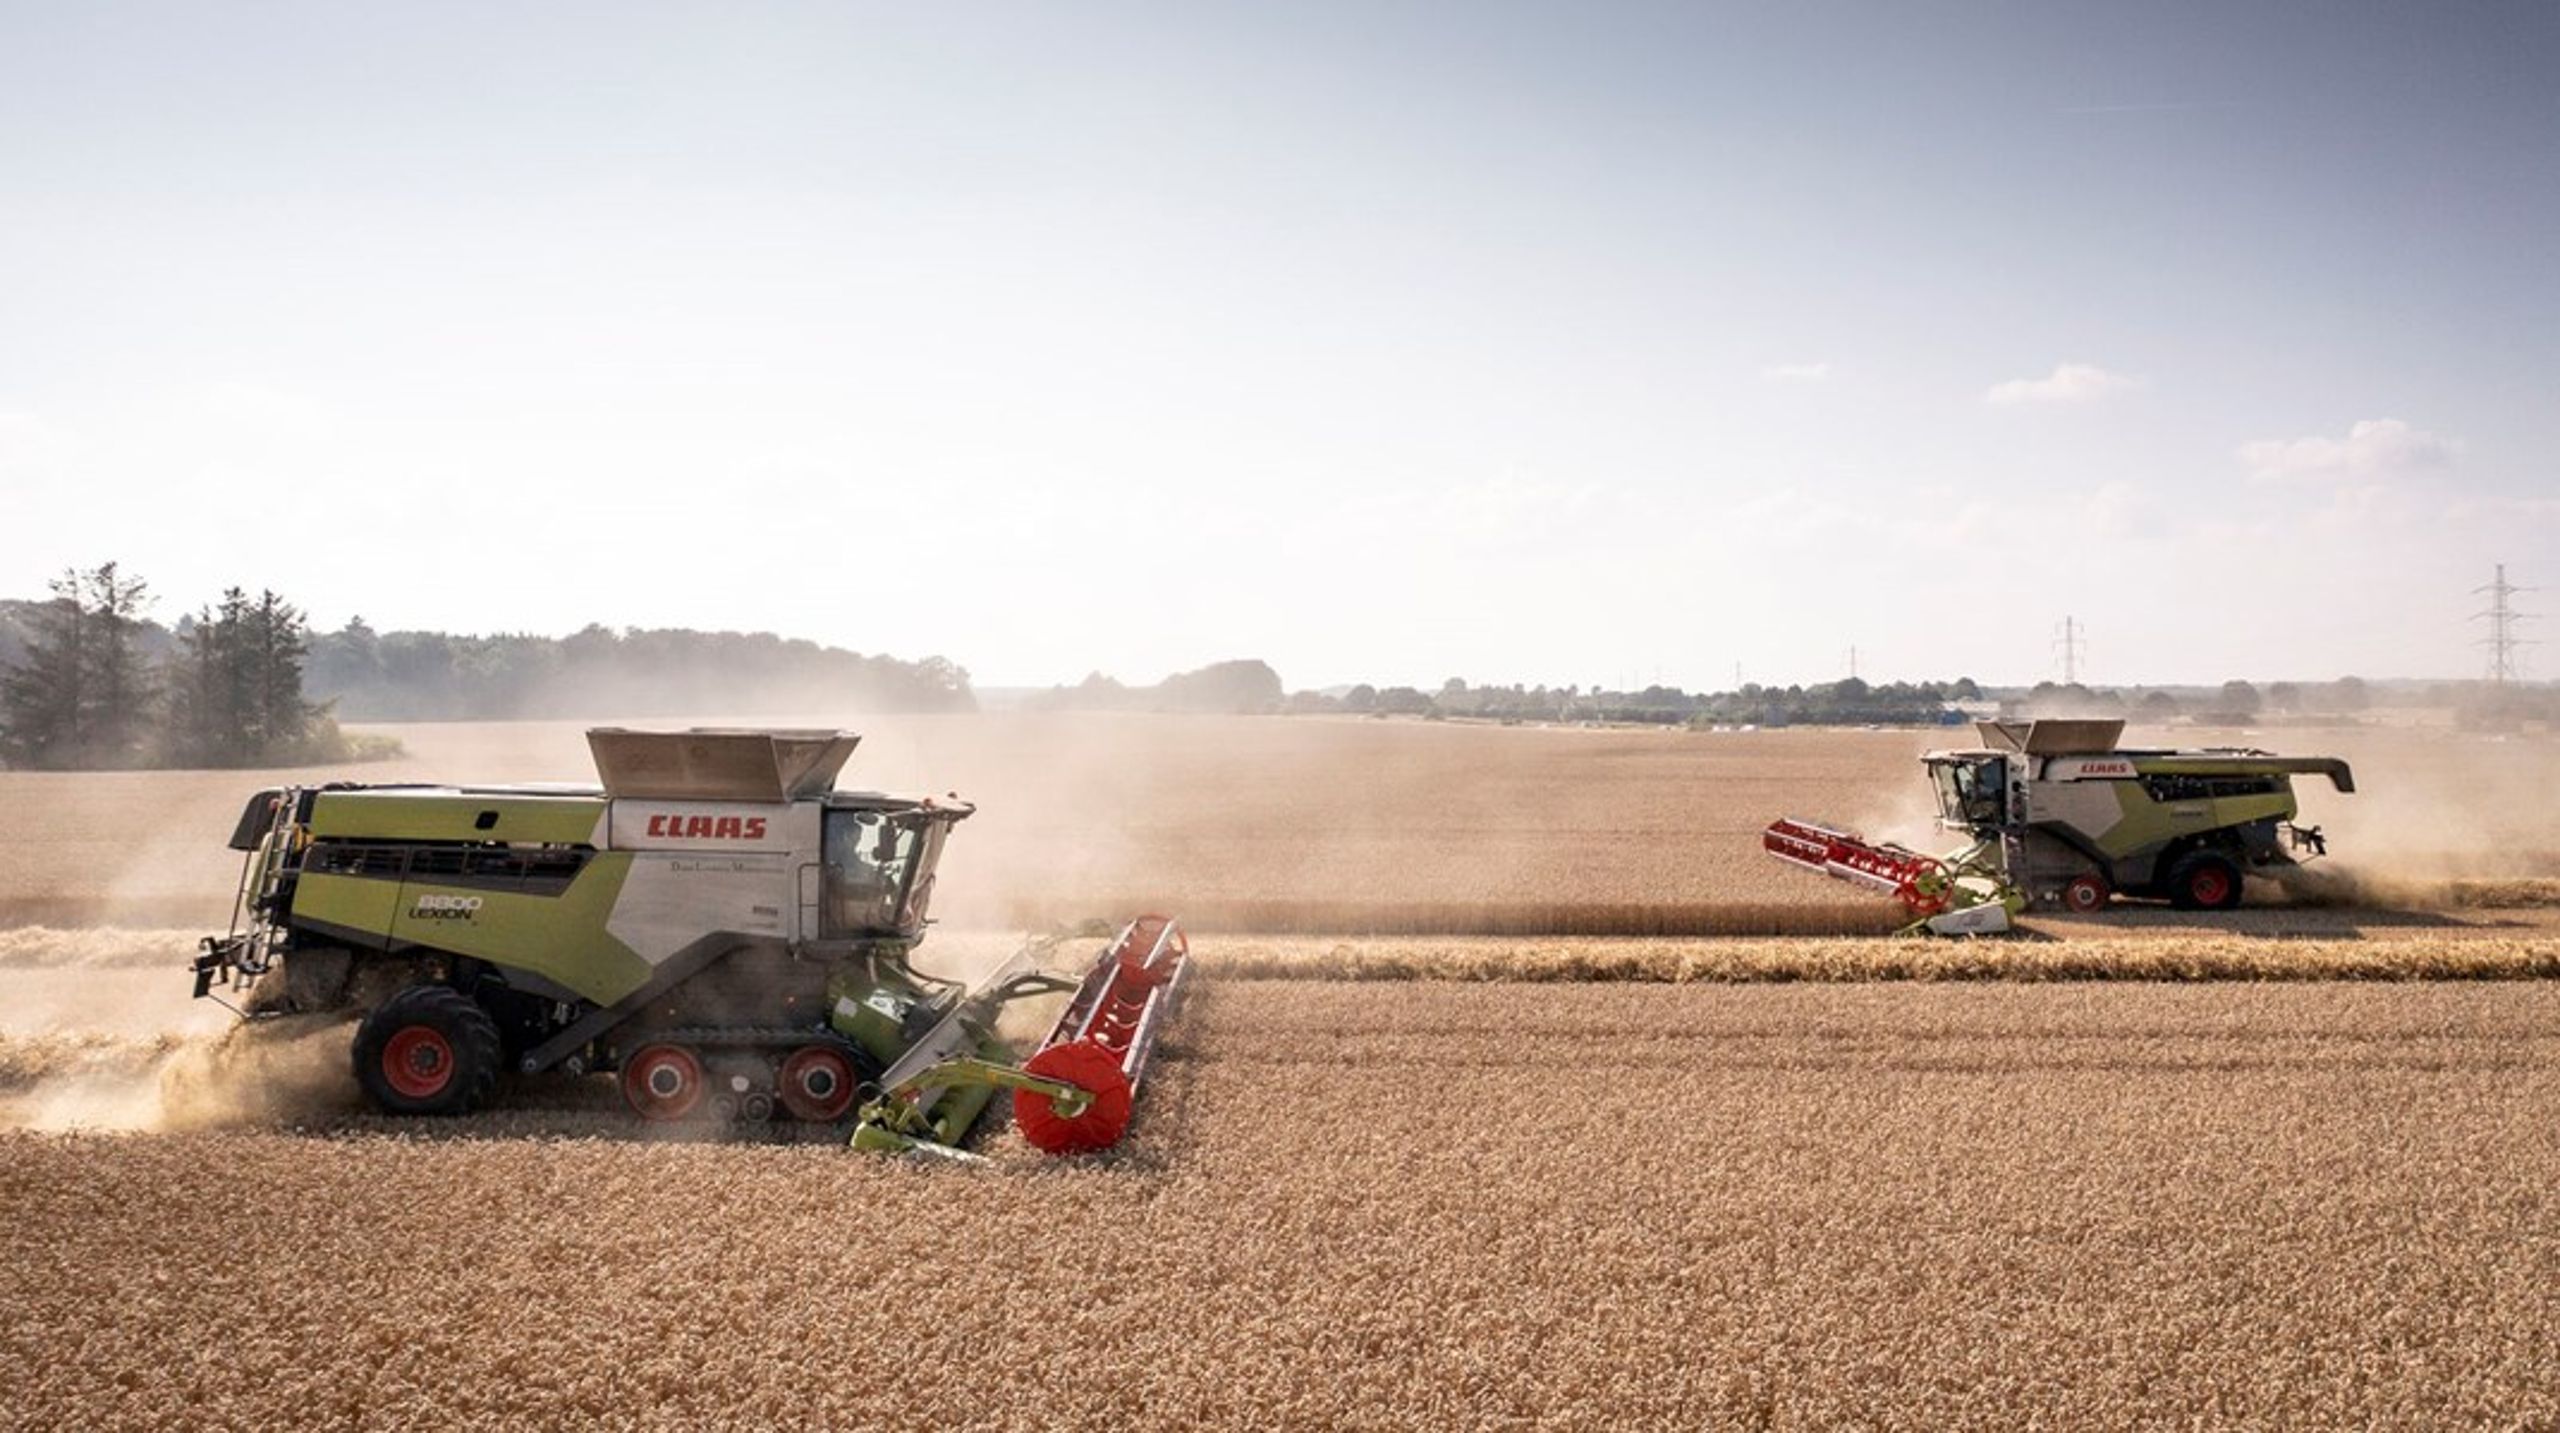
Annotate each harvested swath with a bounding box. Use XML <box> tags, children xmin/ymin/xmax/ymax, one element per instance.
<box><xmin>2412</xmin><ymin>876</ymin><xmax>2560</xmax><ymax>909</ymax></box>
<box><xmin>0</xmin><ymin>1032</ymin><xmax>177</xmax><ymax>1092</ymax></box>
<box><xmin>1206</xmin><ymin>933</ymin><xmax>2560</xmax><ymax>982</ymax></box>
<box><xmin>0</xmin><ymin>926</ymin><xmax>193</xmax><ymax>970</ymax></box>
<box><xmin>1003</xmin><ymin>897</ymin><xmax>1902</xmax><ymax>937</ymax></box>
<box><xmin>0</xmin><ymin>981</ymin><xmax>2554</xmax><ymax>1429</ymax></box>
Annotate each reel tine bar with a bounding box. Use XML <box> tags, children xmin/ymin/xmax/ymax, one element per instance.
<box><xmin>1038</xmin><ymin>914</ymin><xmax>1190</xmax><ymax>1096</ymax></box>
<box><xmin>1762</xmin><ymin>818</ymin><xmax>1950</xmax><ymax>915</ymax></box>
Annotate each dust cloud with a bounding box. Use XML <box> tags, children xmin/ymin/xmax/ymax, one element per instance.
<box><xmin>0</xmin><ymin>927</ymin><xmax>360</xmax><ymax>1133</ymax></box>
<box><xmin>3</xmin><ymin>712</ymin><xmax>2557</xmax><ymax>950</ymax></box>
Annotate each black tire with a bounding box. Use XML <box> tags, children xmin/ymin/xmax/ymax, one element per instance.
<box><xmin>2165</xmin><ymin>852</ymin><xmax>2245</xmax><ymax>912</ymax></box>
<box><xmin>352</xmin><ymin>985</ymin><xmax>503</xmax><ymax>1116</ymax></box>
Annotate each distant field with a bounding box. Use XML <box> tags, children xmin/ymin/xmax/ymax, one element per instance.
<box><xmin>2</xmin><ymin>713</ymin><xmax>2555</xmax><ymax>935</ymax></box>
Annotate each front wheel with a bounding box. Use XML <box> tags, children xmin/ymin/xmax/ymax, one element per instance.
<box><xmin>352</xmin><ymin>986</ymin><xmax>503</xmax><ymax>1116</ymax></box>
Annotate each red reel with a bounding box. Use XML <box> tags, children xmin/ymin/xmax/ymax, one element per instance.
<box><xmin>1013</xmin><ymin>1038</ymin><xmax>1135</xmax><ymax>1154</ymax></box>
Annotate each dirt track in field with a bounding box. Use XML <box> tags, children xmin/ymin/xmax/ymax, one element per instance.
<box><xmin>2</xmin><ymin>980</ymin><xmax>2555</xmax><ymax>1430</ymax></box>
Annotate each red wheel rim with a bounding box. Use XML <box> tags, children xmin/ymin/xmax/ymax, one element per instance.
<box><xmin>621</xmin><ymin>1044</ymin><xmax>704</xmax><ymax>1121</ymax></box>
<box><xmin>381</xmin><ymin>1026</ymin><xmax>455</xmax><ymax>1100</ymax></box>
<box><xmin>1014</xmin><ymin>1038</ymin><xmax>1134</xmax><ymax>1155</ymax></box>
<box><xmin>2191</xmin><ymin>866</ymin><xmax>2232</xmax><ymax>906</ymax></box>
<box><xmin>777</xmin><ymin>1045</ymin><xmax>858</xmax><ymax>1122</ymax></box>
<box><xmin>2064</xmin><ymin>877</ymin><xmax>2106</xmax><ymax>914</ymax></box>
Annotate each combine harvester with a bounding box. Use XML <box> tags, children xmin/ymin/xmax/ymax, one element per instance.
<box><xmin>1765</xmin><ymin>719</ymin><xmax>2354</xmax><ymax>933</ymax></box>
<box><xmin>192</xmin><ymin>728</ymin><xmax>1190</xmax><ymax>1157</ymax></box>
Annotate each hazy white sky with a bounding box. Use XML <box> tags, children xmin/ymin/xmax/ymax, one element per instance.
<box><xmin>2</xmin><ymin>1</ymin><xmax>2554</xmax><ymax>689</ymax></box>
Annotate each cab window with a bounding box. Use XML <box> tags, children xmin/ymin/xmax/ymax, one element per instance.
<box><xmin>1932</xmin><ymin>757</ymin><xmax>2006</xmax><ymax>826</ymax></box>
<box><xmin>822</xmin><ymin>810</ymin><xmax>919</xmax><ymax>936</ymax></box>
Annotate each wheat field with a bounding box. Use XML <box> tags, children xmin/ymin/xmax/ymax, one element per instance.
<box><xmin>4</xmin><ymin>714</ymin><xmax>2560</xmax><ymax>1428</ymax></box>
<box><xmin>2</xmin><ymin>980</ymin><xmax>2556</xmax><ymax>1429</ymax></box>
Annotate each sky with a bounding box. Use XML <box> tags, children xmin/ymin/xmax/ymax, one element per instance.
<box><xmin>1</xmin><ymin>1</ymin><xmax>2554</xmax><ymax>691</ymax></box>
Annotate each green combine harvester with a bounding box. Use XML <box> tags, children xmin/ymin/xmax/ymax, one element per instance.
<box><xmin>192</xmin><ymin>728</ymin><xmax>1190</xmax><ymax>1155</ymax></box>
<box><xmin>1765</xmin><ymin>719</ymin><xmax>2355</xmax><ymax>932</ymax></box>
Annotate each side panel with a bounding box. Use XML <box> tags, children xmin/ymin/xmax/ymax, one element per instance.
<box><xmin>604</xmin><ymin>853</ymin><xmax>797</xmax><ymax>963</ymax></box>
<box><xmin>2021</xmin><ymin>776</ymin><xmax>2302</xmax><ymax>891</ymax></box>
<box><xmin>2093</xmin><ymin>786</ymin><xmax>2296</xmax><ymax>860</ymax></box>
<box><xmin>290</xmin><ymin>871</ymin><xmax>406</xmax><ymax>943</ymax></box>
<box><xmin>2022</xmin><ymin>780</ymin><xmax>2124</xmax><ymax>846</ymax></box>
<box><xmin>385</xmin><ymin>853</ymin><xmax>655</xmax><ymax>1004</ymax></box>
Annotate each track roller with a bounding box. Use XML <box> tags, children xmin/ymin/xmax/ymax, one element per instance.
<box><xmin>778</xmin><ymin>1044</ymin><xmax>861</xmax><ymax>1122</ymax></box>
<box><xmin>621</xmin><ymin>1043</ymin><xmax>706</xmax><ymax>1121</ymax></box>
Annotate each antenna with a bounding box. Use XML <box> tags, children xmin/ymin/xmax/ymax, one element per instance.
<box><xmin>2474</xmin><ymin>563</ymin><xmax>2537</xmax><ymax>683</ymax></box>
<box><xmin>1847</xmin><ymin>645</ymin><xmax>1859</xmax><ymax>680</ymax></box>
<box><xmin>2053</xmin><ymin>616</ymin><xmax>2086</xmax><ymax>685</ymax></box>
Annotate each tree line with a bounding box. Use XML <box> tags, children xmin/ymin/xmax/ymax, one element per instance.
<box><xmin>1025</xmin><ymin>660</ymin><xmax>1284</xmax><ymax>715</ymax></box>
<box><xmin>1033</xmin><ymin>664</ymin><xmax>2430</xmax><ymax>729</ymax></box>
<box><xmin>306</xmin><ymin>622</ymin><xmax>974</xmax><ymax>720</ymax></box>
<box><xmin>0</xmin><ymin>563</ymin><xmax>980</xmax><ymax>769</ymax></box>
<box><xmin>0</xmin><ymin>562</ymin><xmax>364</xmax><ymax>770</ymax></box>
<box><xmin>1279</xmin><ymin>676</ymin><xmax>1980</xmax><ymax>727</ymax></box>
<box><xmin>1027</xmin><ymin>667</ymin><xmax>1979</xmax><ymax>725</ymax></box>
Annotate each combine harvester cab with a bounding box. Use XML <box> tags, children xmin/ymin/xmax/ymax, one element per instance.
<box><xmin>192</xmin><ymin>728</ymin><xmax>1189</xmax><ymax>1157</ymax></box>
<box><xmin>1766</xmin><ymin>719</ymin><xmax>2353</xmax><ymax>929</ymax></box>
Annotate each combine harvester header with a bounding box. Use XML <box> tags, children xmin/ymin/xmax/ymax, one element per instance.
<box><xmin>1762</xmin><ymin>817</ymin><xmax>2020</xmax><ymax>935</ymax></box>
<box><xmin>855</xmin><ymin>914</ymin><xmax>1190</xmax><ymax>1156</ymax></box>
<box><xmin>1765</xmin><ymin>719</ymin><xmax>2354</xmax><ymax>932</ymax></box>
<box><xmin>193</xmin><ymin>727</ymin><xmax>1191</xmax><ymax>1158</ymax></box>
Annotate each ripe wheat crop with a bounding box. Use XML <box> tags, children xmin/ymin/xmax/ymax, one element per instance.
<box><xmin>0</xmin><ymin>980</ymin><xmax>2554</xmax><ymax>1429</ymax></box>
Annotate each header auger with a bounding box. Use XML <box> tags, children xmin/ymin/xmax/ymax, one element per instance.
<box><xmin>1764</xmin><ymin>719</ymin><xmax>2353</xmax><ymax>931</ymax></box>
<box><xmin>193</xmin><ymin>728</ymin><xmax>1192</xmax><ymax>1158</ymax></box>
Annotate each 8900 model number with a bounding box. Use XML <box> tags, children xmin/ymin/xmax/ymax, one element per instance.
<box><xmin>410</xmin><ymin>894</ymin><xmax>483</xmax><ymax>920</ymax></box>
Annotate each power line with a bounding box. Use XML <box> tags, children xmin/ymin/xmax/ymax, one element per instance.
<box><xmin>2053</xmin><ymin>616</ymin><xmax>2085</xmax><ymax>685</ymax></box>
<box><xmin>2473</xmin><ymin>563</ymin><xmax>2537</xmax><ymax>684</ymax></box>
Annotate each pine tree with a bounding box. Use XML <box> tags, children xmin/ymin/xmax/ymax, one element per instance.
<box><xmin>82</xmin><ymin>561</ymin><xmax>155</xmax><ymax>764</ymax></box>
<box><xmin>0</xmin><ymin>569</ymin><xmax>85</xmax><ymax>768</ymax></box>
<box><xmin>167</xmin><ymin>588</ymin><xmax>255</xmax><ymax>765</ymax></box>
<box><xmin>164</xmin><ymin>587</ymin><xmax>326</xmax><ymax>765</ymax></box>
<box><xmin>248</xmin><ymin>589</ymin><xmax>320</xmax><ymax>756</ymax></box>
<box><xmin>0</xmin><ymin>562</ymin><xmax>155</xmax><ymax>768</ymax></box>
